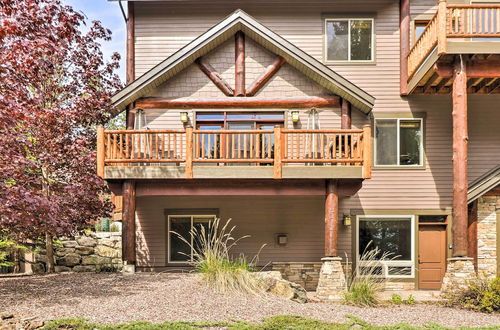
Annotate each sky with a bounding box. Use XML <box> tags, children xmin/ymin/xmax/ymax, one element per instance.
<box><xmin>62</xmin><ymin>0</ymin><xmax>126</xmax><ymax>82</ymax></box>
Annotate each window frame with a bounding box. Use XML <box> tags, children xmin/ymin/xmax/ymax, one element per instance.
<box><xmin>167</xmin><ymin>214</ymin><xmax>217</xmax><ymax>264</ymax></box>
<box><xmin>355</xmin><ymin>215</ymin><xmax>416</xmax><ymax>279</ymax></box>
<box><xmin>324</xmin><ymin>17</ymin><xmax>375</xmax><ymax>63</ymax></box>
<box><xmin>374</xmin><ymin>117</ymin><xmax>424</xmax><ymax>168</ymax></box>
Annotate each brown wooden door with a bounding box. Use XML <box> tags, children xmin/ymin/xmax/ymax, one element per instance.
<box><xmin>418</xmin><ymin>225</ymin><xmax>446</xmax><ymax>290</ymax></box>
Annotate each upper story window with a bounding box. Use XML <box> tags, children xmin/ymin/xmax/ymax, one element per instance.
<box><xmin>414</xmin><ymin>20</ymin><xmax>430</xmax><ymax>42</ymax></box>
<box><xmin>325</xmin><ymin>18</ymin><xmax>374</xmax><ymax>62</ymax></box>
<box><xmin>374</xmin><ymin>118</ymin><xmax>423</xmax><ymax>167</ymax></box>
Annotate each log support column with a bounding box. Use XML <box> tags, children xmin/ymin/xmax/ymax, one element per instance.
<box><xmin>122</xmin><ymin>180</ymin><xmax>136</xmax><ymax>274</ymax></box>
<box><xmin>341</xmin><ymin>99</ymin><xmax>352</xmax><ymax>130</ymax></box>
<box><xmin>317</xmin><ymin>179</ymin><xmax>346</xmax><ymax>301</ymax></box>
<box><xmin>442</xmin><ymin>56</ymin><xmax>476</xmax><ymax>294</ymax></box>
<box><xmin>400</xmin><ymin>0</ymin><xmax>410</xmax><ymax>95</ymax></box>
<box><xmin>235</xmin><ymin>31</ymin><xmax>245</xmax><ymax>96</ymax></box>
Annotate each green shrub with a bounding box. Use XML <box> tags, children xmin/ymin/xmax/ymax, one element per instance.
<box><xmin>405</xmin><ymin>294</ymin><xmax>416</xmax><ymax>305</ymax></box>
<box><xmin>390</xmin><ymin>293</ymin><xmax>403</xmax><ymax>304</ymax></box>
<box><xmin>445</xmin><ymin>277</ymin><xmax>500</xmax><ymax>313</ymax></box>
<box><xmin>171</xmin><ymin>218</ymin><xmax>264</xmax><ymax>294</ymax></box>
<box><xmin>109</xmin><ymin>222</ymin><xmax>120</xmax><ymax>232</ymax></box>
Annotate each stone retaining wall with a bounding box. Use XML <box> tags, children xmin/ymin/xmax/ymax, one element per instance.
<box><xmin>272</xmin><ymin>262</ymin><xmax>322</xmax><ymax>291</ymax></box>
<box><xmin>477</xmin><ymin>195</ymin><xmax>499</xmax><ymax>277</ymax></box>
<box><xmin>34</xmin><ymin>231</ymin><xmax>122</xmax><ymax>273</ymax></box>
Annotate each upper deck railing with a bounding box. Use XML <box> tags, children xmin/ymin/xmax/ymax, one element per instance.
<box><xmin>408</xmin><ymin>2</ymin><xmax>500</xmax><ymax>80</ymax></box>
<box><xmin>97</xmin><ymin>126</ymin><xmax>372</xmax><ymax>180</ymax></box>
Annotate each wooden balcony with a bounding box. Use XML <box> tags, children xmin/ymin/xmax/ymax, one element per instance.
<box><xmin>407</xmin><ymin>3</ymin><xmax>500</xmax><ymax>94</ymax></box>
<box><xmin>97</xmin><ymin>126</ymin><xmax>372</xmax><ymax>180</ymax></box>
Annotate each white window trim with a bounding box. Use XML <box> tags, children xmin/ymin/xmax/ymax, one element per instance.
<box><xmin>324</xmin><ymin>18</ymin><xmax>375</xmax><ymax>63</ymax></box>
<box><xmin>167</xmin><ymin>214</ymin><xmax>216</xmax><ymax>264</ymax></box>
<box><xmin>356</xmin><ymin>215</ymin><xmax>416</xmax><ymax>279</ymax></box>
<box><xmin>374</xmin><ymin>118</ymin><xmax>424</xmax><ymax>167</ymax></box>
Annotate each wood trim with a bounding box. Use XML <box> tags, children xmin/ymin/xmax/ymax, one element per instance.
<box><xmin>195</xmin><ymin>58</ymin><xmax>234</xmax><ymax>96</ymax></box>
<box><xmin>246</xmin><ymin>56</ymin><xmax>286</xmax><ymax>96</ymax></box>
<box><xmin>235</xmin><ymin>31</ymin><xmax>245</xmax><ymax>96</ymax></box>
<box><xmin>452</xmin><ymin>57</ymin><xmax>469</xmax><ymax>258</ymax></box>
<box><xmin>362</xmin><ymin>125</ymin><xmax>372</xmax><ymax>179</ymax></box>
<box><xmin>125</xmin><ymin>2</ymin><xmax>135</xmax><ymax>130</ymax></box>
<box><xmin>185</xmin><ymin>127</ymin><xmax>193</xmax><ymax>179</ymax></box>
<box><xmin>135</xmin><ymin>97</ymin><xmax>340</xmax><ymax>109</ymax></box>
<box><xmin>435</xmin><ymin>61</ymin><xmax>500</xmax><ymax>79</ymax></box>
<box><xmin>97</xmin><ymin>125</ymin><xmax>105</xmax><ymax>178</ymax></box>
<box><xmin>400</xmin><ymin>0</ymin><xmax>410</xmax><ymax>95</ymax></box>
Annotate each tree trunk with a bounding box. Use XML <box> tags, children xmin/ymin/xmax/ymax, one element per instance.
<box><xmin>45</xmin><ymin>232</ymin><xmax>55</xmax><ymax>273</ymax></box>
<box><xmin>12</xmin><ymin>248</ymin><xmax>20</xmax><ymax>273</ymax></box>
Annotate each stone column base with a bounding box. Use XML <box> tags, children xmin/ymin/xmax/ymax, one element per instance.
<box><xmin>316</xmin><ymin>257</ymin><xmax>346</xmax><ymax>302</ymax></box>
<box><xmin>122</xmin><ymin>263</ymin><xmax>136</xmax><ymax>275</ymax></box>
<box><xmin>441</xmin><ymin>257</ymin><xmax>476</xmax><ymax>294</ymax></box>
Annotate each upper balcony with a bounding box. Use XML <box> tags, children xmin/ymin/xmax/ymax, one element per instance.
<box><xmin>407</xmin><ymin>3</ymin><xmax>500</xmax><ymax>94</ymax></box>
<box><xmin>97</xmin><ymin>126</ymin><xmax>372</xmax><ymax>180</ymax></box>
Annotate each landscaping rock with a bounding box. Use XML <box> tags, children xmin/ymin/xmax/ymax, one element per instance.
<box><xmin>96</xmin><ymin>245</ymin><xmax>120</xmax><ymax>258</ymax></box>
<box><xmin>76</xmin><ymin>236</ymin><xmax>97</xmax><ymax>247</ymax></box>
<box><xmin>62</xmin><ymin>240</ymin><xmax>77</xmax><ymax>248</ymax></box>
<box><xmin>73</xmin><ymin>265</ymin><xmax>96</xmax><ymax>272</ymax></box>
<box><xmin>57</xmin><ymin>253</ymin><xmax>81</xmax><ymax>267</ymax></box>
<box><xmin>54</xmin><ymin>266</ymin><xmax>71</xmax><ymax>272</ymax></box>
<box><xmin>75</xmin><ymin>246</ymin><xmax>94</xmax><ymax>255</ymax></box>
<box><xmin>253</xmin><ymin>271</ymin><xmax>308</xmax><ymax>303</ymax></box>
<box><xmin>82</xmin><ymin>255</ymin><xmax>110</xmax><ymax>265</ymax></box>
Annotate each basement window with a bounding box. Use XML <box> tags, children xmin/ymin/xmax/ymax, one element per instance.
<box><xmin>356</xmin><ymin>215</ymin><xmax>415</xmax><ymax>278</ymax></box>
<box><xmin>374</xmin><ymin>118</ymin><xmax>423</xmax><ymax>167</ymax></box>
<box><xmin>325</xmin><ymin>18</ymin><xmax>374</xmax><ymax>62</ymax></box>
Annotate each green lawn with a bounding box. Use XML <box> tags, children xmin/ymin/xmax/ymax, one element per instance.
<box><xmin>41</xmin><ymin>315</ymin><xmax>498</xmax><ymax>330</ymax></box>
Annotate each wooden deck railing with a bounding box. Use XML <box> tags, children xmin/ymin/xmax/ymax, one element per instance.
<box><xmin>407</xmin><ymin>2</ymin><xmax>500</xmax><ymax>80</ymax></box>
<box><xmin>97</xmin><ymin>125</ymin><xmax>372</xmax><ymax>179</ymax></box>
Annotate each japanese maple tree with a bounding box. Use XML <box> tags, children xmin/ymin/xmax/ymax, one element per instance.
<box><xmin>0</xmin><ymin>0</ymin><xmax>122</xmax><ymax>271</ymax></box>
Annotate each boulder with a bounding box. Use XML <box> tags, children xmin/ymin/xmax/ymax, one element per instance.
<box><xmin>253</xmin><ymin>271</ymin><xmax>308</xmax><ymax>303</ymax></box>
<box><xmin>98</xmin><ymin>239</ymin><xmax>115</xmax><ymax>248</ymax></box>
<box><xmin>55</xmin><ymin>248</ymin><xmax>74</xmax><ymax>257</ymax></box>
<box><xmin>57</xmin><ymin>253</ymin><xmax>81</xmax><ymax>267</ymax></box>
<box><xmin>82</xmin><ymin>255</ymin><xmax>110</xmax><ymax>265</ymax></box>
<box><xmin>75</xmin><ymin>246</ymin><xmax>94</xmax><ymax>255</ymax></box>
<box><xmin>54</xmin><ymin>266</ymin><xmax>71</xmax><ymax>272</ymax></box>
<box><xmin>62</xmin><ymin>241</ymin><xmax>77</xmax><ymax>248</ymax></box>
<box><xmin>73</xmin><ymin>265</ymin><xmax>96</xmax><ymax>272</ymax></box>
<box><xmin>95</xmin><ymin>245</ymin><xmax>120</xmax><ymax>258</ymax></box>
<box><xmin>76</xmin><ymin>236</ymin><xmax>97</xmax><ymax>247</ymax></box>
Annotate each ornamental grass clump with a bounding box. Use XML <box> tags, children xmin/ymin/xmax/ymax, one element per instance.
<box><xmin>344</xmin><ymin>244</ymin><xmax>395</xmax><ymax>307</ymax></box>
<box><xmin>172</xmin><ymin>218</ymin><xmax>264</xmax><ymax>294</ymax></box>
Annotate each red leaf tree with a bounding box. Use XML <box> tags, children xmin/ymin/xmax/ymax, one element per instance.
<box><xmin>0</xmin><ymin>0</ymin><xmax>122</xmax><ymax>271</ymax></box>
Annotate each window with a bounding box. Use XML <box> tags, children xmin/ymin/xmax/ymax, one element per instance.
<box><xmin>168</xmin><ymin>214</ymin><xmax>216</xmax><ymax>263</ymax></box>
<box><xmin>356</xmin><ymin>215</ymin><xmax>415</xmax><ymax>278</ymax></box>
<box><xmin>414</xmin><ymin>20</ymin><xmax>430</xmax><ymax>42</ymax></box>
<box><xmin>375</xmin><ymin>118</ymin><xmax>423</xmax><ymax>167</ymax></box>
<box><xmin>325</xmin><ymin>18</ymin><xmax>374</xmax><ymax>62</ymax></box>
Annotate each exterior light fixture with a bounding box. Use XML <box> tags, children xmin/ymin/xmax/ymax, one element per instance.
<box><xmin>291</xmin><ymin>111</ymin><xmax>300</xmax><ymax>123</ymax></box>
<box><xmin>180</xmin><ymin>112</ymin><xmax>189</xmax><ymax>123</ymax></box>
<box><xmin>343</xmin><ymin>214</ymin><xmax>352</xmax><ymax>226</ymax></box>
<box><xmin>276</xmin><ymin>233</ymin><xmax>288</xmax><ymax>246</ymax></box>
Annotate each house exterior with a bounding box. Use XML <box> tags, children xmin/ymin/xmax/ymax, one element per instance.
<box><xmin>103</xmin><ymin>0</ymin><xmax>500</xmax><ymax>297</ymax></box>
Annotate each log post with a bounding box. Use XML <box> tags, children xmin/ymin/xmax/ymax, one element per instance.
<box><xmin>97</xmin><ymin>125</ymin><xmax>105</xmax><ymax>178</ymax></box>
<box><xmin>437</xmin><ymin>0</ymin><xmax>447</xmax><ymax>55</ymax></box>
<box><xmin>452</xmin><ymin>56</ymin><xmax>468</xmax><ymax>257</ymax></box>
<box><xmin>400</xmin><ymin>0</ymin><xmax>410</xmax><ymax>95</ymax></box>
<box><xmin>362</xmin><ymin>124</ymin><xmax>372</xmax><ymax>179</ymax></box>
<box><xmin>122</xmin><ymin>180</ymin><xmax>136</xmax><ymax>265</ymax></box>
<box><xmin>185</xmin><ymin>126</ymin><xmax>193</xmax><ymax>179</ymax></box>
<box><xmin>341</xmin><ymin>99</ymin><xmax>352</xmax><ymax>129</ymax></box>
<box><xmin>273</xmin><ymin>126</ymin><xmax>282</xmax><ymax>179</ymax></box>
<box><xmin>125</xmin><ymin>1</ymin><xmax>136</xmax><ymax>129</ymax></box>
<box><xmin>235</xmin><ymin>31</ymin><xmax>245</xmax><ymax>96</ymax></box>
<box><xmin>325</xmin><ymin>179</ymin><xmax>339</xmax><ymax>257</ymax></box>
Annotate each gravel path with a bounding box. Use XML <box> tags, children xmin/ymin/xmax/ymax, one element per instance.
<box><xmin>1</xmin><ymin>273</ymin><xmax>499</xmax><ymax>327</ymax></box>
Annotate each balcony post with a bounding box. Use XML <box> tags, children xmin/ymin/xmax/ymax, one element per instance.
<box><xmin>400</xmin><ymin>0</ymin><xmax>410</xmax><ymax>95</ymax></box>
<box><xmin>437</xmin><ymin>0</ymin><xmax>447</xmax><ymax>55</ymax></box>
<box><xmin>341</xmin><ymin>99</ymin><xmax>352</xmax><ymax>129</ymax></box>
<box><xmin>185</xmin><ymin>126</ymin><xmax>193</xmax><ymax>179</ymax></box>
<box><xmin>273</xmin><ymin>126</ymin><xmax>282</xmax><ymax>179</ymax></box>
<box><xmin>452</xmin><ymin>56</ymin><xmax>468</xmax><ymax>258</ymax></box>
<box><xmin>362</xmin><ymin>125</ymin><xmax>372</xmax><ymax>179</ymax></box>
<box><xmin>122</xmin><ymin>180</ymin><xmax>136</xmax><ymax>273</ymax></box>
<box><xmin>324</xmin><ymin>179</ymin><xmax>339</xmax><ymax>257</ymax></box>
<box><xmin>96</xmin><ymin>125</ymin><xmax>105</xmax><ymax>178</ymax></box>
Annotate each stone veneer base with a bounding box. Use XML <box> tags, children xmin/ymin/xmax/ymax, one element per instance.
<box><xmin>316</xmin><ymin>257</ymin><xmax>346</xmax><ymax>302</ymax></box>
<box><xmin>441</xmin><ymin>257</ymin><xmax>477</xmax><ymax>295</ymax></box>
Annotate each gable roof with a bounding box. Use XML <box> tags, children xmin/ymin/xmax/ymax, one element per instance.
<box><xmin>468</xmin><ymin>165</ymin><xmax>500</xmax><ymax>203</ymax></box>
<box><xmin>112</xmin><ymin>9</ymin><xmax>375</xmax><ymax>113</ymax></box>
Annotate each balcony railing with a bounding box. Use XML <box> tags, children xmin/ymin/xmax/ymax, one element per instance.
<box><xmin>97</xmin><ymin>126</ymin><xmax>372</xmax><ymax>179</ymax></box>
<box><xmin>408</xmin><ymin>3</ymin><xmax>500</xmax><ymax>80</ymax></box>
